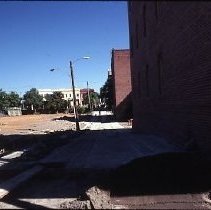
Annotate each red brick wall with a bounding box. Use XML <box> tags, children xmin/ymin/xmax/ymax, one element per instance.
<box><xmin>111</xmin><ymin>49</ymin><xmax>132</xmax><ymax>120</ymax></box>
<box><xmin>128</xmin><ymin>2</ymin><xmax>211</xmax><ymax>153</ymax></box>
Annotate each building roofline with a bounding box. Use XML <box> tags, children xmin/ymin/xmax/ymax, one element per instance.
<box><xmin>112</xmin><ymin>49</ymin><xmax>130</xmax><ymax>52</ymax></box>
<box><xmin>38</xmin><ymin>88</ymin><xmax>80</xmax><ymax>92</ymax></box>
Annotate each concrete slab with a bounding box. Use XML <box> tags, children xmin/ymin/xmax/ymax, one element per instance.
<box><xmin>0</xmin><ymin>165</ymin><xmax>43</xmax><ymax>199</ymax></box>
<box><xmin>91</xmin><ymin>111</ymin><xmax>113</xmax><ymax>116</ymax></box>
<box><xmin>1</xmin><ymin>151</ymin><xmax>24</xmax><ymax>160</ymax></box>
<box><xmin>19</xmin><ymin>198</ymin><xmax>77</xmax><ymax>209</ymax></box>
<box><xmin>111</xmin><ymin>194</ymin><xmax>211</xmax><ymax>209</ymax></box>
<box><xmin>0</xmin><ymin>116</ymin><xmax>209</xmax><ymax>210</ymax></box>
<box><xmin>0</xmin><ymin>160</ymin><xmax>9</xmax><ymax>167</ymax></box>
<box><xmin>40</xmin><ymin>121</ymin><xmax>181</xmax><ymax>170</ymax></box>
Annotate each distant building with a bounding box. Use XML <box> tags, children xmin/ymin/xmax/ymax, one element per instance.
<box><xmin>80</xmin><ymin>88</ymin><xmax>94</xmax><ymax>106</ymax></box>
<box><xmin>111</xmin><ymin>49</ymin><xmax>132</xmax><ymax>120</ymax></box>
<box><xmin>38</xmin><ymin>88</ymin><xmax>81</xmax><ymax>106</ymax></box>
<box><xmin>7</xmin><ymin>107</ymin><xmax>22</xmax><ymax>116</ymax></box>
<box><xmin>128</xmin><ymin>2</ymin><xmax>211</xmax><ymax>153</ymax></box>
<box><xmin>108</xmin><ymin>69</ymin><xmax>112</xmax><ymax>78</ymax></box>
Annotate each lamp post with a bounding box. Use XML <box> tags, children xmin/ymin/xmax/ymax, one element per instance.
<box><xmin>70</xmin><ymin>57</ymin><xmax>90</xmax><ymax>131</ymax></box>
<box><xmin>50</xmin><ymin>56</ymin><xmax>90</xmax><ymax>132</ymax></box>
<box><xmin>87</xmin><ymin>81</ymin><xmax>92</xmax><ymax>112</ymax></box>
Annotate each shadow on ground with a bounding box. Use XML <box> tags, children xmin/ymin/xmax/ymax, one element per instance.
<box><xmin>2</xmin><ymin>150</ymin><xmax>211</xmax><ymax>209</ymax></box>
<box><xmin>0</xmin><ymin>130</ymin><xmax>82</xmax><ymax>160</ymax></box>
<box><xmin>1</xmin><ymin>119</ymin><xmax>211</xmax><ymax>208</ymax></box>
<box><xmin>110</xmin><ymin>151</ymin><xmax>211</xmax><ymax>196</ymax></box>
<box><xmin>53</xmin><ymin>114</ymin><xmax>116</xmax><ymax>123</ymax></box>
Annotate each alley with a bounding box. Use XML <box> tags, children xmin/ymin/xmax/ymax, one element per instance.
<box><xmin>41</xmin><ymin>117</ymin><xmax>181</xmax><ymax>170</ymax></box>
<box><xmin>0</xmin><ymin>113</ymin><xmax>211</xmax><ymax>209</ymax></box>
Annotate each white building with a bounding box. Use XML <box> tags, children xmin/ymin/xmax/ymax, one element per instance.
<box><xmin>38</xmin><ymin>88</ymin><xmax>81</xmax><ymax>106</ymax></box>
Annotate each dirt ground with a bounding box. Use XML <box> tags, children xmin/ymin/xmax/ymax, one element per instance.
<box><xmin>0</xmin><ymin>114</ymin><xmax>75</xmax><ymax>135</ymax></box>
<box><xmin>0</xmin><ymin>114</ymin><xmax>211</xmax><ymax>209</ymax></box>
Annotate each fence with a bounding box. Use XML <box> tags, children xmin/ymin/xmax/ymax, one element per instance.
<box><xmin>6</xmin><ymin>107</ymin><xmax>22</xmax><ymax>116</ymax></box>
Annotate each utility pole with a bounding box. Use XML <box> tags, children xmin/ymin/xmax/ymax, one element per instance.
<box><xmin>70</xmin><ymin>61</ymin><xmax>80</xmax><ymax>131</ymax></box>
<box><xmin>50</xmin><ymin>57</ymin><xmax>90</xmax><ymax>131</ymax></box>
<box><xmin>87</xmin><ymin>81</ymin><xmax>91</xmax><ymax>112</ymax></box>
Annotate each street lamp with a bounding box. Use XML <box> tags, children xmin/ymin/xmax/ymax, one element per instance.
<box><xmin>87</xmin><ymin>81</ymin><xmax>92</xmax><ymax>112</ymax></box>
<box><xmin>70</xmin><ymin>56</ymin><xmax>90</xmax><ymax>131</ymax></box>
<box><xmin>50</xmin><ymin>56</ymin><xmax>90</xmax><ymax>132</ymax></box>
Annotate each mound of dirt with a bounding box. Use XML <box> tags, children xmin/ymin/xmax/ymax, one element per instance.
<box><xmin>111</xmin><ymin>152</ymin><xmax>211</xmax><ymax>196</ymax></box>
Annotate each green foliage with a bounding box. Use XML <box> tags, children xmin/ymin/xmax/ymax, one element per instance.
<box><xmin>0</xmin><ymin>89</ymin><xmax>20</xmax><ymax>110</ymax></box>
<box><xmin>0</xmin><ymin>89</ymin><xmax>9</xmax><ymax>110</ymax></box>
<box><xmin>8</xmin><ymin>91</ymin><xmax>20</xmax><ymax>107</ymax></box>
<box><xmin>100</xmin><ymin>76</ymin><xmax>113</xmax><ymax>109</ymax></box>
<box><xmin>83</xmin><ymin>92</ymin><xmax>100</xmax><ymax>108</ymax></box>
<box><xmin>23</xmin><ymin>88</ymin><xmax>43</xmax><ymax>112</ymax></box>
<box><xmin>77</xmin><ymin>106</ymin><xmax>89</xmax><ymax>114</ymax></box>
<box><xmin>44</xmin><ymin>91</ymin><xmax>67</xmax><ymax>113</ymax></box>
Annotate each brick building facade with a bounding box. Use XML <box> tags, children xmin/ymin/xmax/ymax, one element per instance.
<box><xmin>128</xmin><ymin>2</ymin><xmax>211</xmax><ymax>153</ymax></box>
<box><xmin>111</xmin><ymin>49</ymin><xmax>132</xmax><ymax>120</ymax></box>
<box><xmin>80</xmin><ymin>88</ymin><xmax>94</xmax><ymax>105</ymax></box>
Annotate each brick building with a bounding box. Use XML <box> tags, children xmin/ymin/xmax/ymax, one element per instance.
<box><xmin>111</xmin><ymin>49</ymin><xmax>132</xmax><ymax>120</ymax></box>
<box><xmin>80</xmin><ymin>88</ymin><xmax>94</xmax><ymax>106</ymax></box>
<box><xmin>128</xmin><ymin>2</ymin><xmax>211</xmax><ymax>153</ymax></box>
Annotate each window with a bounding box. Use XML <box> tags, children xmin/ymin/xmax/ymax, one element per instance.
<box><xmin>76</xmin><ymin>94</ymin><xmax>79</xmax><ymax>98</ymax></box>
<box><xmin>155</xmin><ymin>1</ymin><xmax>158</xmax><ymax>22</ymax></box>
<box><xmin>143</xmin><ymin>4</ymin><xmax>146</xmax><ymax>37</ymax></box>
<box><xmin>69</xmin><ymin>94</ymin><xmax>71</xmax><ymax>97</ymax></box>
<box><xmin>158</xmin><ymin>53</ymin><xmax>162</xmax><ymax>95</ymax></box>
<box><xmin>135</xmin><ymin>21</ymin><xmax>139</xmax><ymax>49</ymax></box>
<box><xmin>145</xmin><ymin>65</ymin><xmax>149</xmax><ymax>97</ymax></box>
<box><xmin>137</xmin><ymin>71</ymin><xmax>141</xmax><ymax>98</ymax></box>
<box><xmin>65</xmin><ymin>94</ymin><xmax>67</xmax><ymax>98</ymax></box>
<box><xmin>130</xmin><ymin>36</ymin><xmax>134</xmax><ymax>56</ymax></box>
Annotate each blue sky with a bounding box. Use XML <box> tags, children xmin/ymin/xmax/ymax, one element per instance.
<box><xmin>0</xmin><ymin>1</ymin><xmax>129</xmax><ymax>96</ymax></box>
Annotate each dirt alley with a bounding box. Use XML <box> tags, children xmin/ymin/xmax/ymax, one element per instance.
<box><xmin>0</xmin><ymin>113</ymin><xmax>211</xmax><ymax>209</ymax></box>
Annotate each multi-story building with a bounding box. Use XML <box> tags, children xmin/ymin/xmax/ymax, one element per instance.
<box><xmin>80</xmin><ymin>88</ymin><xmax>94</xmax><ymax>106</ymax></box>
<box><xmin>128</xmin><ymin>2</ymin><xmax>211</xmax><ymax>153</ymax></box>
<box><xmin>38</xmin><ymin>88</ymin><xmax>81</xmax><ymax>106</ymax></box>
<box><xmin>111</xmin><ymin>49</ymin><xmax>132</xmax><ymax>120</ymax></box>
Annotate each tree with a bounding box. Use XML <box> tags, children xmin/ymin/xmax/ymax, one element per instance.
<box><xmin>100</xmin><ymin>76</ymin><xmax>113</xmax><ymax>110</ymax></box>
<box><xmin>83</xmin><ymin>92</ymin><xmax>100</xmax><ymax>109</ymax></box>
<box><xmin>0</xmin><ymin>89</ymin><xmax>20</xmax><ymax>111</ymax></box>
<box><xmin>44</xmin><ymin>91</ymin><xmax>67</xmax><ymax>113</ymax></box>
<box><xmin>0</xmin><ymin>89</ymin><xmax>9</xmax><ymax>111</ymax></box>
<box><xmin>23</xmin><ymin>88</ymin><xmax>43</xmax><ymax>113</ymax></box>
<box><xmin>7</xmin><ymin>91</ymin><xmax>20</xmax><ymax>107</ymax></box>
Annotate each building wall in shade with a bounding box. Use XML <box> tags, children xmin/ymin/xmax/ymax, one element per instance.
<box><xmin>111</xmin><ymin>49</ymin><xmax>132</xmax><ymax>120</ymax></box>
<box><xmin>128</xmin><ymin>1</ymin><xmax>211</xmax><ymax>153</ymax></box>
